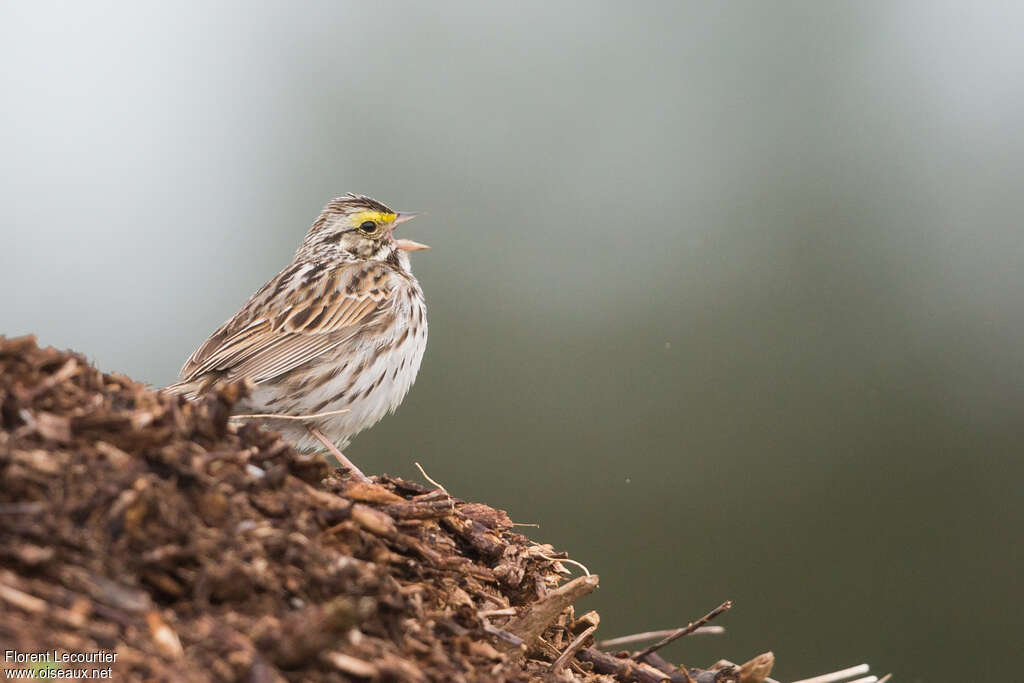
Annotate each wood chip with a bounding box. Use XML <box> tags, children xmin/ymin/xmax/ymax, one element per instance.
<box><xmin>740</xmin><ymin>652</ymin><xmax>775</xmax><ymax>683</ymax></box>
<box><xmin>344</xmin><ymin>481</ymin><xmax>405</xmax><ymax>504</ymax></box>
<box><xmin>322</xmin><ymin>651</ymin><xmax>379</xmax><ymax>677</ymax></box>
<box><xmin>146</xmin><ymin>611</ymin><xmax>184</xmax><ymax>658</ymax></box>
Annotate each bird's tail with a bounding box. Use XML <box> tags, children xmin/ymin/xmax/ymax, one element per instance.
<box><xmin>162</xmin><ymin>372</ymin><xmax>240</xmax><ymax>402</ymax></box>
<box><xmin>161</xmin><ymin>378</ymin><xmax>203</xmax><ymax>401</ymax></box>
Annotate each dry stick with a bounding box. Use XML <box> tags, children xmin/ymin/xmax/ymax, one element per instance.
<box><xmin>598</xmin><ymin>626</ymin><xmax>724</xmax><ymax>649</ymax></box>
<box><xmin>576</xmin><ymin>648</ymin><xmax>681</xmax><ymax>683</ymax></box>
<box><xmin>549</xmin><ymin>624</ymin><xmax>598</xmax><ymax>673</ymax></box>
<box><xmin>641</xmin><ymin>651</ymin><xmax>698</xmax><ymax>682</ymax></box>
<box><xmin>633</xmin><ymin>600</ymin><xmax>732</xmax><ymax>659</ymax></box>
<box><xmin>537</xmin><ymin>636</ymin><xmax>588</xmax><ymax>677</ymax></box>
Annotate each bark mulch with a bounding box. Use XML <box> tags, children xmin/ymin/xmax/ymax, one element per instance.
<box><xmin>0</xmin><ymin>336</ymin><xmax>772</xmax><ymax>682</ymax></box>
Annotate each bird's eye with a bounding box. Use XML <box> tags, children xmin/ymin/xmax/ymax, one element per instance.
<box><xmin>358</xmin><ymin>220</ymin><xmax>377</xmax><ymax>234</ymax></box>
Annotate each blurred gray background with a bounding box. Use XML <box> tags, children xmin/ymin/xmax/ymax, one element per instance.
<box><xmin>2</xmin><ymin>1</ymin><xmax>1022</xmax><ymax>679</ymax></box>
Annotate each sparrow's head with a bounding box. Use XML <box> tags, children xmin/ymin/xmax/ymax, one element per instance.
<box><xmin>300</xmin><ymin>193</ymin><xmax>428</xmax><ymax>265</ymax></box>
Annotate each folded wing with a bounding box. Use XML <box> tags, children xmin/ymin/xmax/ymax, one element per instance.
<box><xmin>176</xmin><ymin>262</ymin><xmax>396</xmax><ymax>390</ymax></box>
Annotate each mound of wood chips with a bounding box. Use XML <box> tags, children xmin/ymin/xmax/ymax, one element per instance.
<box><xmin>0</xmin><ymin>336</ymin><xmax>771</xmax><ymax>682</ymax></box>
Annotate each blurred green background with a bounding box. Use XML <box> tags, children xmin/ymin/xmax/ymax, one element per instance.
<box><xmin>3</xmin><ymin>2</ymin><xmax>1022</xmax><ymax>679</ymax></box>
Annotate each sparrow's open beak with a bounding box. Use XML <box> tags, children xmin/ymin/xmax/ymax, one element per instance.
<box><xmin>394</xmin><ymin>238</ymin><xmax>430</xmax><ymax>252</ymax></box>
<box><xmin>392</xmin><ymin>212</ymin><xmax>429</xmax><ymax>251</ymax></box>
<box><xmin>393</xmin><ymin>212</ymin><xmax>420</xmax><ymax>225</ymax></box>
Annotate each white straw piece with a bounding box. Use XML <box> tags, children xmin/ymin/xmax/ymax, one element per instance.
<box><xmin>539</xmin><ymin>555</ymin><xmax>591</xmax><ymax>577</ymax></box>
<box><xmin>229</xmin><ymin>408</ymin><xmax>351</xmax><ymax>422</ymax></box>
<box><xmin>598</xmin><ymin>626</ymin><xmax>724</xmax><ymax>648</ymax></box>
<box><xmin>791</xmin><ymin>664</ymin><xmax>870</xmax><ymax>683</ymax></box>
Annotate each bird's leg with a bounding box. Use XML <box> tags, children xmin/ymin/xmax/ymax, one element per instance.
<box><xmin>307</xmin><ymin>427</ymin><xmax>371</xmax><ymax>483</ymax></box>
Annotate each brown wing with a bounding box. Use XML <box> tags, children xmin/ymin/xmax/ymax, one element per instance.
<box><xmin>177</xmin><ymin>261</ymin><xmax>396</xmax><ymax>387</ymax></box>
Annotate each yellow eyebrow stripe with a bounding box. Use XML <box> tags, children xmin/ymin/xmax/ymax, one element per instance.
<box><xmin>351</xmin><ymin>210</ymin><xmax>396</xmax><ymax>226</ymax></box>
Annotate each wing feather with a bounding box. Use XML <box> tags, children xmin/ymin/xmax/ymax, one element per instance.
<box><xmin>178</xmin><ymin>261</ymin><xmax>397</xmax><ymax>389</ymax></box>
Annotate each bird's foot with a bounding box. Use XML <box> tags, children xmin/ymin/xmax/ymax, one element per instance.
<box><xmin>307</xmin><ymin>427</ymin><xmax>371</xmax><ymax>483</ymax></box>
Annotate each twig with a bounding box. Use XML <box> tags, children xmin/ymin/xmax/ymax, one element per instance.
<box><xmin>640</xmin><ymin>651</ymin><xmax>698</xmax><ymax>682</ymax></box>
<box><xmin>791</xmin><ymin>664</ymin><xmax>871</xmax><ymax>683</ymax></box>
<box><xmin>633</xmin><ymin>600</ymin><xmax>732</xmax><ymax>659</ymax></box>
<box><xmin>549</xmin><ymin>624</ymin><xmax>597</xmax><ymax>673</ymax></box>
<box><xmin>845</xmin><ymin>677</ymin><xmax>877</xmax><ymax>683</ymax></box>
<box><xmin>229</xmin><ymin>408</ymin><xmax>351</xmax><ymax>421</ymax></box>
<box><xmin>537</xmin><ymin>636</ymin><xmax>587</xmax><ymax>676</ymax></box>
<box><xmin>478</xmin><ymin>607</ymin><xmax>517</xmax><ymax>618</ymax></box>
<box><xmin>576</xmin><ymin>648</ymin><xmax>680</xmax><ymax>683</ymax></box>
<box><xmin>598</xmin><ymin>625</ymin><xmax>724</xmax><ymax>648</ymax></box>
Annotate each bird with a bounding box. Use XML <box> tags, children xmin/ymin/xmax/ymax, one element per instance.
<box><xmin>167</xmin><ymin>194</ymin><xmax>429</xmax><ymax>481</ymax></box>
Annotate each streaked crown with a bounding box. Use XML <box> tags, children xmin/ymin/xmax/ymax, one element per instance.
<box><xmin>297</xmin><ymin>193</ymin><xmax>425</xmax><ymax>264</ymax></box>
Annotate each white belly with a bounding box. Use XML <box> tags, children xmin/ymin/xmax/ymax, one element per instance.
<box><xmin>242</xmin><ymin>296</ymin><xmax>427</xmax><ymax>452</ymax></box>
